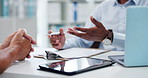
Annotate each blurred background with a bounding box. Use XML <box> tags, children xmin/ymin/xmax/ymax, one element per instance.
<box><xmin>0</xmin><ymin>0</ymin><xmax>104</xmax><ymax>48</ymax></box>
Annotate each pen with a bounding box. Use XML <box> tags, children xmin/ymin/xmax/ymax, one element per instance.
<box><xmin>46</xmin><ymin>32</ymin><xmax>60</xmax><ymax>36</ymax></box>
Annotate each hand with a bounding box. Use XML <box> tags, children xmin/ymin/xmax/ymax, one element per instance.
<box><xmin>9</xmin><ymin>29</ymin><xmax>34</xmax><ymax>61</ymax></box>
<box><xmin>0</xmin><ymin>30</ymin><xmax>36</xmax><ymax>52</ymax></box>
<box><xmin>67</xmin><ymin>16</ymin><xmax>109</xmax><ymax>42</ymax></box>
<box><xmin>48</xmin><ymin>28</ymin><xmax>66</xmax><ymax>50</ymax></box>
<box><xmin>0</xmin><ymin>32</ymin><xmax>17</xmax><ymax>50</ymax></box>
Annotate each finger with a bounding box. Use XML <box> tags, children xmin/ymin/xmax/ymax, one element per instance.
<box><xmin>51</xmin><ymin>40</ymin><xmax>60</xmax><ymax>46</ymax></box>
<box><xmin>50</xmin><ymin>35</ymin><xmax>59</xmax><ymax>43</ymax></box>
<box><xmin>52</xmin><ymin>44</ymin><xmax>60</xmax><ymax>48</ymax></box>
<box><xmin>59</xmin><ymin>28</ymin><xmax>64</xmax><ymax>35</ymax></box>
<box><xmin>52</xmin><ymin>43</ymin><xmax>62</xmax><ymax>49</ymax></box>
<box><xmin>15</xmin><ymin>29</ymin><xmax>26</xmax><ymax>38</ymax></box>
<box><xmin>30</xmin><ymin>47</ymin><xmax>34</xmax><ymax>52</ymax></box>
<box><xmin>56</xmin><ymin>40</ymin><xmax>60</xmax><ymax>44</ymax></box>
<box><xmin>48</xmin><ymin>30</ymin><xmax>53</xmax><ymax>34</ymax></box>
<box><xmin>74</xmin><ymin>27</ymin><xmax>89</xmax><ymax>32</ymax></box>
<box><xmin>52</xmin><ymin>35</ymin><xmax>56</xmax><ymax>40</ymax></box>
<box><xmin>50</xmin><ymin>38</ymin><xmax>55</xmax><ymax>43</ymax></box>
<box><xmin>48</xmin><ymin>35</ymin><xmax>51</xmax><ymax>38</ymax></box>
<box><xmin>31</xmin><ymin>40</ymin><xmax>37</xmax><ymax>45</ymax></box>
<box><xmin>58</xmin><ymin>43</ymin><xmax>62</xmax><ymax>47</ymax></box>
<box><xmin>24</xmin><ymin>34</ymin><xmax>32</xmax><ymax>41</ymax></box>
<box><xmin>27</xmin><ymin>54</ymin><xmax>31</xmax><ymax>58</ymax></box>
<box><xmin>50</xmin><ymin>38</ymin><xmax>57</xmax><ymax>44</ymax></box>
<box><xmin>69</xmin><ymin>28</ymin><xmax>78</xmax><ymax>32</ymax></box>
<box><xmin>67</xmin><ymin>28</ymin><xmax>75</xmax><ymax>33</ymax></box>
<box><xmin>68</xmin><ymin>30</ymin><xmax>86</xmax><ymax>37</ymax></box>
<box><xmin>90</xmin><ymin>16</ymin><xmax>105</xmax><ymax>29</ymax></box>
<box><xmin>27</xmin><ymin>35</ymin><xmax>36</xmax><ymax>44</ymax></box>
<box><xmin>68</xmin><ymin>28</ymin><xmax>75</xmax><ymax>31</ymax></box>
<box><xmin>24</xmin><ymin>34</ymin><xmax>36</xmax><ymax>45</ymax></box>
<box><xmin>51</xmin><ymin>41</ymin><xmax>58</xmax><ymax>45</ymax></box>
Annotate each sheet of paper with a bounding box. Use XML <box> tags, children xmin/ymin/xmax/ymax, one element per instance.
<box><xmin>53</xmin><ymin>48</ymin><xmax>110</xmax><ymax>58</ymax></box>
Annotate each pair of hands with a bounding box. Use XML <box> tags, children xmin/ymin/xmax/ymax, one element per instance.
<box><xmin>49</xmin><ymin>16</ymin><xmax>109</xmax><ymax>50</ymax></box>
<box><xmin>0</xmin><ymin>29</ymin><xmax>36</xmax><ymax>61</ymax></box>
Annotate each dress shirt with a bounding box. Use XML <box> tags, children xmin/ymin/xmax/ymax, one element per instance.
<box><xmin>63</xmin><ymin>0</ymin><xmax>148</xmax><ymax>51</ymax></box>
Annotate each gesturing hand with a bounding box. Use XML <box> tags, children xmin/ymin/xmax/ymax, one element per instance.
<box><xmin>67</xmin><ymin>16</ymin><xmax>109</xmax><ymax>42</ymax></box>
<box><xmin>48</xmin><ymin>28</ymin><xmax>66</xmax><ymax>50</ymax></box>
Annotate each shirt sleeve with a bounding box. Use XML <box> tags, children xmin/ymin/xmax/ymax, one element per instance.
<box><xmin>112</xmin><ymin>32</ymin><xmax>125</xmax><ymax>51</ymax></box>
<box><xmin>63</xmin><ymin>36</ymin><xmax>94</xmax><ymax>49</ymax></box>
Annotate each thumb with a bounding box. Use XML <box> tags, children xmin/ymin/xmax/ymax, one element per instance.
<box><xmin>14</xmin><ymin>29</ymin><xmax>26</xmax><ymax>38</ymax></box>
<box><xmin>90</xmin><ymin>16</ymin><xmax>105</xmax><ymax>29</ymax></box>
<box><xmin>59</xmin><ymin>28</ymin><xmax>64</xmax><ymax>35</ymax></box>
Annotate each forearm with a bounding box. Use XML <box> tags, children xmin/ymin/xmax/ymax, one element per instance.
<box><xmin>0</xmin><ymin>46</ymin><xmax>18</xmax><ymax>74</ymax></box>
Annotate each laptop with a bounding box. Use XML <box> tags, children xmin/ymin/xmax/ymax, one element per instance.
<box><xmin>109</xmin><ymin>6</ymin><xmax>148</xmax><ymax>67</ymax></box>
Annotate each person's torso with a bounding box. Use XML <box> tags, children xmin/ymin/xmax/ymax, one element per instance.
<box><xmin>97</xmin><ymin>0</ymin><xmax>148</xmax><ymax>34</ymax></box>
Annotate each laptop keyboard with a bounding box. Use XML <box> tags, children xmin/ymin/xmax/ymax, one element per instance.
<box><xmin>119</xmin><ymin>59</ymin><xmax>124</xmax><ymax>62</ymax></box>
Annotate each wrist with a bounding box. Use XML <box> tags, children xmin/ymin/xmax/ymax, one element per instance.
<box><xmin>107</xmin><ymin>29</ymin><xmax>113</xmax><ymax>42</ymax></box>
<box><xmin>102</xmin><ymin>29</ymin><xmax>113</xmax><ymax>46</ymax></box>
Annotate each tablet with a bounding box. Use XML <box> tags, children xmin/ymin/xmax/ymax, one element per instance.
<box><xmin>39</xmin><ymin>58</ymin><xmax>115</xmax><ymax>75</ymax></box>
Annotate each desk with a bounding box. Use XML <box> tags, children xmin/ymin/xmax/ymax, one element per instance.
<box><xmin>1</xmin><ymin>47</ymin><xmax>148</xmax><ymax>78</ymax></box>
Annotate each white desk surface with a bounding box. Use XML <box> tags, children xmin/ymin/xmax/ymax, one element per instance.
<box><xmin>1</xmin><ymin>47</ymin><xmax>148</xmax><ymax>78</ymax></box>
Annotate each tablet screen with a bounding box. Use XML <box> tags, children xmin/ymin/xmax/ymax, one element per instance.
<box><xmin>39</xmin><ymin>58</ymin><xmax>114</xmax><ymax>75</ymax></box>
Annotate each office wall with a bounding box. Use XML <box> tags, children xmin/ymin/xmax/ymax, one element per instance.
<box><xmin>0</xmin><ymin>18</ymin><xmax>13</xmax><ymax>43</ymax></box>
<box><xmin>0</xmin><ymin>0</ymin><xmax>37</xmax><ymax>44</ymax></box>
<box><xmin>48</xmin><ymin>1</ymin><xmax>100</xmax><ymax>25</ymax></box>
<box><xmin>0</xmin><ymin>18</ymin><xmax>37</xmax><ymax>43</ymax></box>
<box><xmin>16</xmin><ymin>18</ymin><xmax>37</xmax><ymax>40</ymax></box>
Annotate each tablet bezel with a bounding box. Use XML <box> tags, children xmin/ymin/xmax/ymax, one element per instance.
<box><xmin>39</xmin><ymin>58</ymin><xmax>115</xmax><ymax>75</ymax></box>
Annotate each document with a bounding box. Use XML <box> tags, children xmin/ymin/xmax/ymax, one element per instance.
<box><xmin>53</xmin><ymin>48</ymin><xmax>110</xmax><ymax>58</ymax></box>
<box><xmin>33</xmin><ymin>47</ymin><xmax>110</xmax><ymax>60</ymax></box>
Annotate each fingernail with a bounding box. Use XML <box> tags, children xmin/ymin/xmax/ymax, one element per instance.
<box><xmin>24</xmin><ymin>29</ymin><xmax>27</xmax><ymax>33</ymax></box>
<box><xmin>18</xmin><ymin>28</ymin><xmax>23</xmax><ymax>31</ymax></box>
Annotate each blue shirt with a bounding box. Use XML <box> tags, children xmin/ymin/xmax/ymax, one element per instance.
<box><xmin>63</xmin><ymin>0</ymin><xmax>148</xmax><ymax>51</ymax></box>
